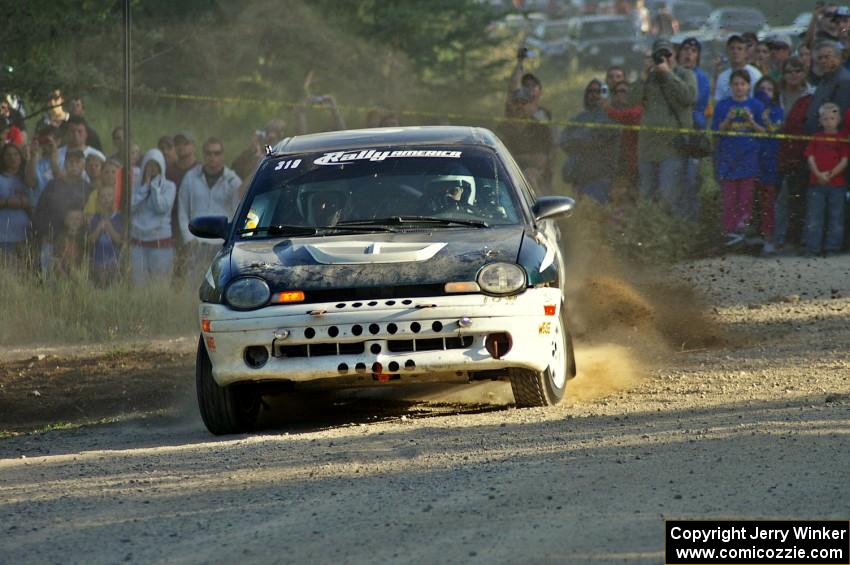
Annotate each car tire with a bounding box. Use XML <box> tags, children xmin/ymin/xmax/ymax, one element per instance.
<box><xmin>509</xmin><ymin>306</ymin><xmax>574</xmax><ymax>407</ymax></box>
<box><xmin>196</xmin><ymin>336</ymin><xmax>261</xmax><ymax>435</ymax></box>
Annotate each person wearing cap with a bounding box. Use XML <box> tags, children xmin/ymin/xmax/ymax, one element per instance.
<box><xmin>560</xmin><ymin>79</ymin><xmax>619</xmax><ymax>205</ymax></box>
<box><xmin>33</xmin><ymin>148</ymin><xmax>92</xmax><ymax>277</ymax></box>
<box><xmin>506</xmin><ymin>47</ymin><xmax>551</xmax><ymax>123</ymax></box>
<box><xmin>166</xmin><ymin>130</ymin><xmax>199</xmax><ymax>282</ymax></box>
<box><xmin>498</xmin><ymin>86</ymin><xmax>554</xmax><ymax>192</ymax></box>
<box><xmin>168</xmin><ymin>130</ymin><xmax>198</xmax><ymax>190</ymax></box>
<box><xmin>804</xmin><ymin>40</ymin><xmax>850</xmax><ymax>134</ymax></box>
<box><xmin>766</xmin><ymin>35</ymin><xmax>793</xmax><ymax>80</ymax></box>
<box><xmin>714</xmin><ymin>35</ymin><xmax>763</xmax><ymax>103</ymax></box>
<box><xmin>808</xmin><ymin>5</ymin><xmax>850</xmax><ymax>47</ymax></box>
<box><xmin>626</xmin><ymin>39</ymin><xmax>696</xmax><ymax>217</ymax></box>
<box><xmin>677</xmin><ymin>37</ymin><xmax>710</xmax><ymax>222</ymax></box>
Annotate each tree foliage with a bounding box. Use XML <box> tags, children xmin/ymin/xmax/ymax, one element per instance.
<box><xmin>2</xmin><ymin>0</ymin><xmax>507</xmax><ymax>106</ymax></box>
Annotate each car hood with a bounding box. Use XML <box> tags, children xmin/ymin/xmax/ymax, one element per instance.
<box><xmin>229</xmin><ymin>226</ymin><xmax>525</xmax><ymax>290</ymax></box>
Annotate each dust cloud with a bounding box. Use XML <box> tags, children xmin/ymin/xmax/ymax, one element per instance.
<box><xmin>563</xmin><ymin>233</ymin><xmax>723</xmax><ymax>403</ymax></box>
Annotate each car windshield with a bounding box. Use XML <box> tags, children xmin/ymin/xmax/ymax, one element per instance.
<box><xmin>238</xmin><ymin>146</ymin><xmax>523</xmax><ymax>238</ymax></box>
<box><xmin>581</xmin><ymin>19</ymin><xmax>634</xmax><ymax>39</ymax></box>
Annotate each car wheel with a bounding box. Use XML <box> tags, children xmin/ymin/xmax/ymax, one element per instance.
<box><xmin>196</xmin><ymin>336</ymin><xmax>261</xmax><ymax>435</ymax></box>
<box><xmin>509</xmin><ymin>306</ymin><xmax>574</xmax><ymax>407</ymax></box>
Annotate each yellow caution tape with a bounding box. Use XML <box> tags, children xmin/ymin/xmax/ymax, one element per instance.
<box><xmin>96</xmin><ymin>85</ymin><xmax>837</xmax><ymax>144</ymax></box>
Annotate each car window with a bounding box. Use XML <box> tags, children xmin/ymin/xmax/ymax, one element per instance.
<box><xmin>239</xmin><ymin>147</ymin><xmax>523</xmax><ymax>236</ymax></box>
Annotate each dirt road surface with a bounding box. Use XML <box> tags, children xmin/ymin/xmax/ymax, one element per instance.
<box><xmin>1</xmin><ymin>255</ymin><xmax>849</xmax><ymax>564</ymax></box>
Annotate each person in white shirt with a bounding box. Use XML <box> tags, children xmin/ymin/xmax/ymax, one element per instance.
<box><xmin>177</xmin><ymin>136</ymin><xmax>241</xmax><ymax>281</ymax></box>
<box><xmin>714</xmin><ymin>34</ymin><xmax>763</xmax><ymax>103</ymax></box>
<box><xmin>57</xmin><ymin>115</ymin><xmax>106</xmax><ymax>175</ymax></box>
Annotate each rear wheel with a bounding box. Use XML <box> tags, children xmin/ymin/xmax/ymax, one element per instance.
<box><xmin>509</xmin><ymin>307</ymin><xmax>574</xmax><ymax>407</ymax></box>
<box><xmin>196</xmin><ymin>336</ymin><xmax>261</xmax><ymax>435</ymax></box>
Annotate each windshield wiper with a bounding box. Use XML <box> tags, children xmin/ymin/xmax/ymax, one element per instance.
<box><xmin>238</xmin><ymin>224</ymin><xmax>397</xmax><ymax>237</ymax></box>
<box><xmin>238</xmin><ymin>225</ymin><xmax>319</xmax><ymax>236</ymax></box>
<box><xmin>338</xmin><ymin>216</ymin><xmax>490</xmax><ymax>228</ymax></box>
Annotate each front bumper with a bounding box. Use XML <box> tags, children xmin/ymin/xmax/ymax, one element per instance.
<box><xmin>199</xmin><ymin>288</ymin><xmax>563</xmax><ymax>387</ymax></box>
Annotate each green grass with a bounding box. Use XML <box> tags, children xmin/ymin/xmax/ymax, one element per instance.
<box><xmin>0</xmin><ymin>266</ymin><xmax>198</xmax><ymax>346</ymax></box>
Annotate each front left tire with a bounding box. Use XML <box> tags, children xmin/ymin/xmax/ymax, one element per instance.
<box><xmin>196</xmin><ymin>336</ymin><xmax>261</xmax><ymax>435</ymax></box>
<box><xmin>509</xmin><ymin>306</ymin><xmax>575</xmax><ymax>407</ymax></box>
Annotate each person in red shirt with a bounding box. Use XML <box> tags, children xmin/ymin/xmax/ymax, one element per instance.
<box><xmin>0</xmin><ymin>118</ymin><xmax>23</xmax><ymax>146</ymax></box>
<box><xmin>803</xmin><ymin>102</ymin><xmax>850</xmax><ymax>256</ymax></box>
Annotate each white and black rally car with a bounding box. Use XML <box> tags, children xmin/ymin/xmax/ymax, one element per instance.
<box><xmin>190</xmin><ymin>126</ymin><xmax>577</xmax><ymax>434</ymax></box>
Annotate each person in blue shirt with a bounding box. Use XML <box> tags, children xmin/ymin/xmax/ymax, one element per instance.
<box><xmin>712</xmin><ymin>70</ymin><xmax>767</xmax><ymax>246</ymax></box>
<box><xmin>754</xmin><ymin>76</ymin><xmax>784</xmax><ymax>255</ymax></box>
<box><xmin>676</xmin><ymin>37</ymin><xmax>710</xmax><ymax>222</ymax></box>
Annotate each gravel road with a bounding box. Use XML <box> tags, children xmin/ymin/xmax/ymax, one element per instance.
<box><xmin>1</xmin><ymin>255</ymin><xmax>849</xmax><ymax>564</ymax></box>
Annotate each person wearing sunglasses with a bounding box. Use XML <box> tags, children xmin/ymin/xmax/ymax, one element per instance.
<box><xmin>559</xmin><ymin>79</ymin><xmax>618</xmax><ymax>206</ymax></box>
<box><xmin>776</xmin><ymin>57</ymin><xmax>816</xmax><ymax>253</ymax></box>
<box><xmin>177</xmin><ymin>136</ymin><xmax>242</xmax><ymax>281</ymax></box>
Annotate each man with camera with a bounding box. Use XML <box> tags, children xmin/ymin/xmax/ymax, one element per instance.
<box><xmin>626</xmin><ymin>39</ymin><xmax>696</xmax><ymax>218</ymax></box>
<box><xmin>506</xmin><ymin>46</ymin><xmax>551</xmax><ymax>124</ymax></box>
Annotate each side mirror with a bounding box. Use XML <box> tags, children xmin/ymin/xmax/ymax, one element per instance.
<box><xmin>189</xmin><ymin>216</ymin><xmax>230</xmax><ymax>240</ymax></box>
<box><xmin>532</xmin><ymin>196</ymin><xmax>575</xmax><ymax>222</ymax></box>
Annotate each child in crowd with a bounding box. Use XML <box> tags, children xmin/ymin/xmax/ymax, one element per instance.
<box><xmin>804</xmin><ymin>102</ymin><xmax>850</xmax><ymax>257</ymax></box>
<box><xmin>88</xmin><ymin>182</ymin><xmax>123</xmax><ymax>287</ymax></box>
<box><xmin>754</xmin><ymin>76</ymin><xmax>784</xmax><ymax>255</ymax></box>
<box><xmin>85</xmin><ymin>154</ymin><xmax>104</xmax><ymax>189</ymax></box>
<box><xmin>712</xmin><ymin>69</ymin><xmax>766</xmax><ymax>246</ymax></box>
<box><xmin>54</xmin><ymin>209</ymin><xmax>86</xmax><ymax>278</ymax></box>
<box><xmin>84</xmin><ymin>158</ymin><xmax>121</xmax><ymax>218</ymax></box>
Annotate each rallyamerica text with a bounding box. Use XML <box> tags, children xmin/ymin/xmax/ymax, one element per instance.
<box><xmin>670</xmin><ymin>525</ymin><xmax>848</xmax><ymax>544</ymax></box>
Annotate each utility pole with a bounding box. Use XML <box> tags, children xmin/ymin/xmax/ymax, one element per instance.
<box><xmin>122</xmin><ymin>0</ymin><xmax>133</xmax><ymax>272</ymax></box>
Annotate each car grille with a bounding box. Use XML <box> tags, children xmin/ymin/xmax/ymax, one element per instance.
<box><xmin>275</xmin><ymin>336</ymin><xmax>474</xmax><ymax>358</ymax></box>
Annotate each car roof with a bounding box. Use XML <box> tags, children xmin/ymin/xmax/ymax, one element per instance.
<box><xmin>272</xmin><ymin>126</ymin><xmax>502</xmax><ymax>155</ymax></box>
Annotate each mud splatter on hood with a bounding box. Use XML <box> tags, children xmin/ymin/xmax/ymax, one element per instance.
<box><xmin>228</xmin><ymin>226</ymin><xmax>525</xmax><ymax>291</ymax></box>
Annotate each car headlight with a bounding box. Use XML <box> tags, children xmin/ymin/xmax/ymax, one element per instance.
<box><xmin>225</xmin><ymin>277</ymin><xmax>271</xmax><ymax>310</ymax></box>
<box><xmin>477</xmin><ymin>263</ymin><xmax>526</xmax><ymax>295</ymax></box>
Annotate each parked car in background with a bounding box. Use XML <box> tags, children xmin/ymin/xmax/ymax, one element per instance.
<box><xmin>525</xmin><ymin>19</ymin><xmax>572</xmax><ymax>57</ymax></box>
<box><xmin>557</xmin><ymin>15</ymin><xmax>644</xmax><ymax>71</ymax></box>
<box><xmin>701</xmin><ymin>7</ymin><xmax>768</xmax><ymax>35</ymax></box>
<box><xmin>487</xmin><ymin>12</ymin><xmax>549</xmax><ymax>38</ymax></box>
<box><xmin>763</xmin><ymin>12</ymin><xmax>810</xmax><ymax>42</ymax></box>
<box><xmin>671</xmin><ymin>0</ymin><xmax>713</xmax><ymax>32</ymax></box>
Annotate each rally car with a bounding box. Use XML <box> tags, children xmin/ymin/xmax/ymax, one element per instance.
<box><xmin>190</xmin><ymin>126</ymin><xmax>577</xmax><ymax>435</ymax></box>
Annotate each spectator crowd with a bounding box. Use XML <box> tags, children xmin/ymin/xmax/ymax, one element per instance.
<box><xmin>2</xmin><ymin>2</ymin><xmax>850</xmax><ymax>294</ymax></box>
<box><xmin>0</xmin><ymin>89</ymin><xmax>351</xmax><ymax>286</ymax></box>
<box><xmin>498</xmin><ymin>3</ymin><xmax>850</xmax><ymax>258</ymax></box>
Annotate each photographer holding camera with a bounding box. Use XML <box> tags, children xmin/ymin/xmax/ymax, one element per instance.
<box><xmin>626</xmin><ymin>39</ymin><xmax>696</xmax><ymax>218</ymax></box>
